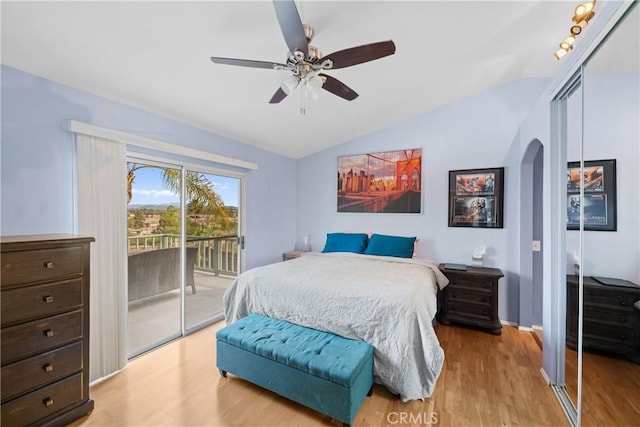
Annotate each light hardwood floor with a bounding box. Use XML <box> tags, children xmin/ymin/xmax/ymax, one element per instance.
<box><xmin>70</xmin><ymin>323</ymin><xmax>568</xmax><ymax>427</ymax></box>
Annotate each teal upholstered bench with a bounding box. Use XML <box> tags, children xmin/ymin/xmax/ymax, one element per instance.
<box><xmin>216</xmin><ymin>314</ymin><xmax>374</xmax><ymax>426</ymax></box>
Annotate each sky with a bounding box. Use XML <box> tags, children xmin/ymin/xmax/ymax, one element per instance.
<box><xmin>129</xmin><ymin>165</ymin><xmax>240</xmax><ymax>207</ymax></box>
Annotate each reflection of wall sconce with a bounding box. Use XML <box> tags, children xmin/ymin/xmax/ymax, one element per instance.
<box><xmin>554</xmin><ymin>1</ymin><xmax>597</xmax><ymax>60</ymax></box>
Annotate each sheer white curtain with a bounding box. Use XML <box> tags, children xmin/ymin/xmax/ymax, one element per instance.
<box><xmin>76</xmin><ymin>133</ymin><xmax>128</xmax><ymax>381</ymax></box>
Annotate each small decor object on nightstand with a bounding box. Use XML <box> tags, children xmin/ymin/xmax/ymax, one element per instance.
<box><xmin>283</xmin><ymin>250</ymin><xmax>303</xmax><ymax>261</ymax></box>
<box><xmin>438</xmin><ymin>263</ymin><xmax>504</xmax><ymax>335</ymax></box>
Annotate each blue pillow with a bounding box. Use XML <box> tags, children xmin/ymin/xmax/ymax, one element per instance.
<box><xmin>364</xmin><ymin>234</ymin><xmax>416</xmax><ymax>258</ymax></box>
<box><xmin>322</xmin><ymin>233</ymin><xmax>369</xmax><ymax>254</ymax></box>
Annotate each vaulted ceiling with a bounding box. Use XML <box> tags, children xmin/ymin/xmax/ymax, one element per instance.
<box><xmin>2</xmin><ymin>1</ymin><xmax>597</xmax><ymax>158</ymax></box>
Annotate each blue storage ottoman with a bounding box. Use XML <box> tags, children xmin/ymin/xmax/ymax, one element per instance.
<box><xmin>216</xmin><ymin>314</ymin><xmax>374</xmax><ymax>426</ymax></box>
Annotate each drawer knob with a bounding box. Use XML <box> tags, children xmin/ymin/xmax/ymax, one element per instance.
<box><xmin>43</xmin><ymin>398</ymin><xmax>55</xmax><ymax>407</ymax></box>
<box><xmin>483</xmin><ymin>284</ymin><xmax>488</xmax><ymax>288</ymax></box>
<box><xmin>621</xmin><ymin>317</ymin><xmax>627</xmax><ymax>323</ymax></box>
<box><xmin>482</xmin><ymin>310</ymin><xmax>488</xmax><ymax>316</ymax></box>
<box><xmin>452</xmin><ymin>292</ymin><xmax>457</xmax><ymax>298</ymax></box>
<box><xmin>43</xmin><ymin>364</ymin><xmax>54</xmax><ymax>373</ymax></box>
<box><xmin>43</xmin><ymin>295</ymin><xmax>54</xmax><ymax>304</ymax></box>
<box><xmin>43</xmin><ymin>329</ymin><xmax>54</xmax><ymax>338</ymax></box>
<box><xmin>482</xmin><ymin>297</ymin><xmax>488</xmax><ymax>302</ymax></box>
<box><xmin>621</xmin><ymin>334</ymin><xmax>628</xmax><ymax>340</ymax></box>
<box><xmin>44</xmin><ymin>261</ymin><xmax>55</xmax><ymax>269</ymax></box>
<box><xmin>620</xmin><ymin>301</ymin><xmax>628</xmax><ymax>306</ymax></box>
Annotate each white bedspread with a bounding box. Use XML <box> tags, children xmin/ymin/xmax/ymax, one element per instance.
<box><xmin>223</xmin><ymin>252</ymin><xmax>449</xmax><ymax>401</ymax></box>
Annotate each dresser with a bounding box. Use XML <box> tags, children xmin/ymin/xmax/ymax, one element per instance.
<box><xmin>437</xmin><ymin>264</ymin><xmax>504</xmax><ymax>335</ymax></box>
<box><xmin>1</xmin><ymin>234</ymin><xmax>94</xmax><ymax>426</ymax></box>
<box><xmin>566</xmin><ymin>275</ymin><xmax>640</xmax><ymax>364</ymax></box>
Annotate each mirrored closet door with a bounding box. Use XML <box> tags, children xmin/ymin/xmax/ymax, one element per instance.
<box><xmin>579</xmin><ymin>3</ymin><xmax>640</xmax><ymax>425</ymax></box>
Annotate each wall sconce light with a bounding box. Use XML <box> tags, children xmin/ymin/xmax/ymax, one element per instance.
<box><xmin>554</xmin><ymin>1</ymin><xmax>596</xmax><ymax>60</ymax></box>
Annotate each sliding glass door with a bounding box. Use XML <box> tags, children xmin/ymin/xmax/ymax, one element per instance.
<box><xmin>127</xmin><ymin>161</ymin><xmax>183</xmax><ymax>357</ymax></box>
<box><xmin>184</xmin><ymin>170</ymin><xmax>240</xmax><ymax>330</ymax></box>
<box><xmin>126</xmin><ymin>158</ymin><xmax>242</xmax><ymax>357</ymax></box>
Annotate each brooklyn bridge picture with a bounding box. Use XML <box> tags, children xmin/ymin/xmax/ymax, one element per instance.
<box><xmin>337</xmin><ymin>148</ymin><xmax>422</xmax><ymax>213</ymax></box>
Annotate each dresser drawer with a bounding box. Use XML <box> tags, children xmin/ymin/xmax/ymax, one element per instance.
<box><xmin>584</xmin><ymin>320</ymin><xmax>635</xmax><ymax>346</ymax></box>
<box><xmin>1</xmin><ymin>279</ymin><xmax>83</xmax><ymax>326</ymax></box>
<box><xmin>448</xmin><ymin>289</ymin><xmax>492</xmax><ymax>306</ymax></box>
<box><xmin>447</xmin><ymin>302</ymin><xmax>493</xmax><ymax>321</ymax></box>
<box><xmin>583</xmin><ymin>304</ymin><xmax>639</xmax><ymax>327</ymax></box>
<box><xmin>1</xmin><ymin>373</ymin><xmax>83</xmax><ymax>426</ymax></box>
<box><xmin>1</xmin><ymin>310</ymin><xmax>83</xmax><ymax>364</ymax></box>
<box><xmin>1</xmin><ymin>342</ymin><xmax>82</xmax><ymax>402</ymax></box>
<box><xmin>447</xmin><ymin>277</ymin><xmax>493</xmax><ymax>293</ymax></box>
<box><xmin>585</xmin><ymin>290</ymin><xmax>638</xmax><ymax>310</ymax></box>
<box><xmin>1</xmin><ymin>246</ymin><xmax>84</xmax><ymax>287</ymax></box>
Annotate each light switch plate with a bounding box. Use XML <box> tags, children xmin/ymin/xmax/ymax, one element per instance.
<box><xmin>532</xmin><ymin>240</ymin><xmax>541</xmax><ymax>251</ymax></box>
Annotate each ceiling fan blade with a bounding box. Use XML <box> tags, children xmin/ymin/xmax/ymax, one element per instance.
<box><xmin>210</xmin><ymin>57</ymin><xmax>288</xmax><ymax>70</ymax></box>
<box><xmin>269</xmin><ymin>87</ymin><xmax>288</xmax><ymax>104</ymax></box>
<box><xmin>273</xmin><ymin>0</ymin><xmax>308</xmax><ymax>56</ymax></box>
<box><xmin>319</xmin><ymin>74</ymin><xmax>359</xmax><ymax>101</ymax></box>
<box><xmin>322</xmin><ymin>40</ymin><xmax>396</xmax><ymax>70</ymax></box>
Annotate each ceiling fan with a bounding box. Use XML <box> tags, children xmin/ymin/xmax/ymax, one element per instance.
<box><xmin>210</xmin><ymin>0</ymin><xmax>396</xmax><ymax>109</ymax></box>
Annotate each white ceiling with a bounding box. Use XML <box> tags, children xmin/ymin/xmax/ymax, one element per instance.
<box><xmin>2</xmin><ymin>1</ymin><xmax>597</xmax><ymax>158</ymax></box>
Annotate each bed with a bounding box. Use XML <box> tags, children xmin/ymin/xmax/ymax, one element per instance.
<box><xmin>223</xmin><ymin>251</ymin><xmax>449</xmax><ymax>402</ymax></box>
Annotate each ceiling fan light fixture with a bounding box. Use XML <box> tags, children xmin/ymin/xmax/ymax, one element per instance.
<box><xmin>303</xmin><ymin>24</ymin><xmax>314</xmax><ymax>42</ymax></box>
<box><xmin>281</xmin><ymin>75</ymin><xmax>300</xmax><ymax>95</ymax></box>
<box><xmin>307</xmin><ymin>45</ymin><xmax>322</xmax><ymax>61</ymax></box>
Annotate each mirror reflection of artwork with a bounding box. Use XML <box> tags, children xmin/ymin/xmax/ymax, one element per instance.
<box><xmin>567</xmin><ymin>166</ymin><xmax>604</xmax><ymax>192</ymax></box>
<box><xmin>448</xmin><ymin>167</ymin><xmax>504</xmax><ymax>228</ymax></box>
<box><xmin>567</xmin><ymin>194</ymin><xmax>608</xmax><ymax>226</ymax></box>
<box><xmin>566</xmin><ymin>159</ymin><xmax>616</xmax><ymax>231</ymax></box>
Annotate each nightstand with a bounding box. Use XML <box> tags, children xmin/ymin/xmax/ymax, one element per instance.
<box><xmin>283</xmin><ymin>250</ymin><xmax>303</xmax><ymax>261</ymax></box>
<box><xmin>437</xmin><ymin>264</ymin><xmax>504</xmax><ymax>335</ymax></box>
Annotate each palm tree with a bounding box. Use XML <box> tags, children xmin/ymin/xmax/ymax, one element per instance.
<box><xmin>127</xmin><ymin>163</ymin><xmax>232</xmax><ymax>233</ymax></box>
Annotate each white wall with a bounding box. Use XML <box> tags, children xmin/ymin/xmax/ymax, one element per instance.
<box><xmin>296</xmin><ymin>78</ymin><xmax>550</xmax><ymax>324</ymax></box>
<box><xmin>0</xmin><ymin>65</ymin><xmax>297</xmax><ymax>269</ymax></box>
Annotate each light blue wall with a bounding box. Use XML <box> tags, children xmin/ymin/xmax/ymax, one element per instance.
<box><xmin>296</xmin><ymin>78</ymin><xmax>550</xmax><ymax>324</ymax></box>
<box><xmin>0</xmin><ymin>65</ymin><xmax>296</xmax><ymax>270</ymax></box>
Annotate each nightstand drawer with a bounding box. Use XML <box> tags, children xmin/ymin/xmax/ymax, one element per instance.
<box><xmin>447</xmin><ymin>303</ymin><xmax>493</xmax><ymax>321</ymax></box>
<box><xmin>1</xmin><ymin>279</ymin><xmax>83</xmax><ymax>326</ymax></box>
<box><xmin>1</xmin><ymin>246</ymin><xmax>85</xmax><ymax>287</ymax></box>
<box><xmin>447</xmin><ymin>289</ymin><xmax>492</xmax><ymax>306</ymax></box>
<box><xmin>447</xmin><ymin>277</ymin><xmax>493</xmax><ymax>293</ymax></box>
<box><xmin>1</xmin><ymin>341</ymin><xmax>82</xmax><ymax>401</ymax></box>
<box><xmin>1</xmin><ymin>373</ymin><xmax>83</xmax><ymax>426</ymax></box>
<box><xmin>1</xmin><ymin>310</ymin><xmax>83</xmax><ymax>364</ymax></box>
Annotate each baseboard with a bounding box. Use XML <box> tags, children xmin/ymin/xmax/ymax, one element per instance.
<box><xmin>500</xmin><ymin>319</ymin><xmax>518</xmax><ymax>327</ymax></box>
<box><xmin>539</xmin><ymin>367</ymin><xmax>551</xmax><ymax>385</ymax></box>
<box><xmin>532</xmin><ymin>324</ymin><xmax>543</xmax><ymax>331</ymax></box>
<box><xmin>518</xmin><ymin>325</ymin><xmax>534</xmax><ymax>332</ymax></box>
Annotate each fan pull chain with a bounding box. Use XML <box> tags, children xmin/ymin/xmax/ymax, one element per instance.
<box><xmin>300</xmin><ymin>83</ymin><xmax>306</xmax><ymax>115</ymax></box>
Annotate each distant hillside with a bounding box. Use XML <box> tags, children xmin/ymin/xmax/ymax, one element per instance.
<box><xmin>127</xmin><ymin>203</ymin><xmax>180</xmax><ymax>211</ymax></box>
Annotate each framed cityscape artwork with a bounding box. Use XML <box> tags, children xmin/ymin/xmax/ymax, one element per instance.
<box><xmin>448</xmin><ymin>167</ymin><xmax>505</xmax><ymax>228</ymax></box>
<box><xmin>337</xmin><ymin>148</ymin><xmax>422</xmax><ymax>213</ymax></box>
<box><xmin>567</xmin><ymin>159</ymin><xmax>617</xmax><ymax>231</ymax></box>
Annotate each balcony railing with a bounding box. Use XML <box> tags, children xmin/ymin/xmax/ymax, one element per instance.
<box><xmin>127</xmin><ymin>234</ymin><xmax>238</xmax><ymax>277</ymax></box>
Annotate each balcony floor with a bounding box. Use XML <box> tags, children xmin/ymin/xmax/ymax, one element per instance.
<box><xmin>128</xmin><ymin>271</ymin><xmax>234</xmax><ymax>355</ymax></box>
